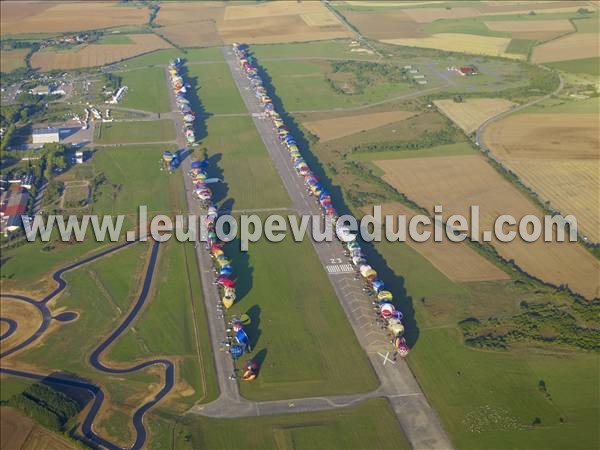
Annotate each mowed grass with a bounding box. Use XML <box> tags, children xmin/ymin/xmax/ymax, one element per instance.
<box><xmin>548</xmin><ymin>57</ymin><xmax>600</xmax><ymax>76</ymax></box>
<box><xmin>109</xmin><ymin>238</ymin><xmax>218</xmax><ymax>406</ymax></box>
<box><xmin>94</xmin><ymin>119</ymin><xmax>174</xmax><ymax>144</ymax></box>
<box><xmin>187</xmin><ymin>61</ymin><xmax>246</xmax><ymax>114</ymax></box>
<box><xmin>226</xmin><ymin>223</ymin><xmax>378</xmax><ymax>400</ymax></box>
<box><xmin>186</xmin><ymin>398</ymin><xmax>410</xmax><ymax>450</ymax></box>
<box><xmin>261</xmin><ymin>59</ymin><xmax>411</xmax><ymax>111</ymax></box>
<box><xmin>119</xmin><ymin>66</ymin><xmax>170</xmax><ymax>113</ymax></box>
<box><xmin>199</xmin><ymin>116</ymin><xmax>290</xmax><ymax>210</ymax></box>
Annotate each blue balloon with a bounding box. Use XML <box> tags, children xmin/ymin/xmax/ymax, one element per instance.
<box><xmin>230</xmin><ymin>345</ymin><xmax>244</xmax><ymax>359</ymax></box>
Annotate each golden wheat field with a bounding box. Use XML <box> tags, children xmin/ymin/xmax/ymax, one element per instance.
<box><xmin>303</xmin><ymin>110</ymin><xmax>417</xmax><ymax>142</ymax></box>
<box><xmin>531</xmin><ymin>33</ymin><xmax>600</xmax><ymax>63</ymax></box>
<box><xmin>30</xmin><ymin>34</ymin><xmax>171</xmax><ymax>71</ymax></box>
<box><xmin>375</xmin><ymin>154</ymin><xmax>600</xmax><ymax>300</ymax></box>
<box><xmin>381</xmin><ymin>33</ymin><xmax>521</xmax><ymax>59</ymax></box>
<box><xmin>368</xmin><ymin>203</ymin><xmax>511</xmax><ymax>283</ymax></box>
<box><xmin>434</xmin><ymin>98</ymin><xmax>516</xmax><ymax>134</ymax></box>
<box><xmin>483</xmin><ymin>113</ymin><xmax>600</xmax><ymax>242</ymax></box>
<box><xmin>0</xmin><ymin>1</ymin><xmax>148</xmax><ymax>35</ymax></box>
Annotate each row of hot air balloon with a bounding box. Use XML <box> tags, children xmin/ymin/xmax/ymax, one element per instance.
<box><xmin>345</xmin><ymin>238</ymin><xmax>409</xmax><ymax>357</ymax></box>
<box><xmin>168</xmin><ymin>59</ymin><xmax>196</xmax><ymax>145</ymax></box>
<box><xmin>233</xmin><ymin>43</ymin><xmax>409</xmax><ymax>358</ymax></box>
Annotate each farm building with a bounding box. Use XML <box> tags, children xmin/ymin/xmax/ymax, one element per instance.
<box><xmin>32</xmin><ymin>127</ymin><xmax>61</xmax><ymax>144</ymax></box>
<box><xmin>30</xmin><ymin>85</ymin><xmax>51</xmax><ymax>95</ymax></box>
<box><xmin>448</xmin><ymin>65</ymin><xmax>478</xmax><ymax>76</ymax></box>
<box><xmin>0</xmin><ymin>184</ymin><xmax>29</xmax><ymax>235</ymax></box>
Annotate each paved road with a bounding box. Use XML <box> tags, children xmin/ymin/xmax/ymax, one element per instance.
<box><xmin>220</xmin><ymin>47</ymin><xmax>452</xmax><ymax>450</ymax></box>
<box><xmin>1</xmin><ymin>240</ymin><xmax>173</xmax><ymax>450</ymax></box>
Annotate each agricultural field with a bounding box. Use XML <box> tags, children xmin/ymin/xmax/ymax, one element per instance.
<box><xmin>365</xmin><ymin>203</ymin><xmax>510</xmax><ymax>283</ymax></box>
<box><xmin>0</xmin><ymin>48</ymin><xmax>28</xmax><ymax>73</ymax></box>
<box><xmin>0</xmin><ymin>2</ymin><xmax>149</xmax><ymax>35</ymax></box>
<box><xmin>30</xmin><ymin>34</ymin><xmax>172</xmax><ymax>71</ymax></box>
<box><xmin>483</xmin><ymin>112</ymin><xmax>600</xmax><ymax>242</ymax></box>
<box><xmin>381</xmin><ymin>33</ymin><xmax>520</xmax><ymax>59</ymax></box>
<box><xmin>548</xmin><ymin>57</ymin><xmax>600</xmax><ymax>76</ymax></box>
<box><xmin>302</xmin><ymin>110</ymin><xmax>417</xmax><ymax>142</ymax></box>
<box><xmin>375</xmin><ymin>154</ymin><xmax>599</xmax><ymax>300</ymax></box>
<box><xmin>118</xmin><ymin>66</ymin><xmax>171</xmax><ymax>113</ymax></box>
<box><xmin>434</xmin><ymin>98</ymin><xmax>516</xmax><ymax>134</ymax></box>
<box><xmin>532</xmin><ymin>32</ymin><xmax>600</xmax><ymax>63</ymax></box>
<box><xmin>0</xmin><ymin>407</ymin><xmax>76</xmax><ymax>450</ymax></box>
<box><xmin>94</xmin><ymin>119</ymin><xmax>175</xmax><ymax>145</ymax></box>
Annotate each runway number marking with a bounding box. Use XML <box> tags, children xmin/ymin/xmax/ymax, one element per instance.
<box><xmin>378</xmin><ymin>351</ymin><xmax>396</xmax><ymax>366</ymax></box>
<box><xmin>326</xmin><ymin>264</ymin><xmax>354</xmax><ymax>274</ymax></box>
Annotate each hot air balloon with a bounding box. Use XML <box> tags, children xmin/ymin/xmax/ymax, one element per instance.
<box><xmin>229</xmin><ymin>345</ymin><xmax>244</xmax><ymax>360</ymax></box>
<box><xmin>372</xmin><ymin>279</ymin><xmax>385</xmax><ymax>292</ymax></box>
<box><xmin>377</xmin><ymin>291</ymin><xmax>393</xmax><ymax>301</ymax></box>
<box><xmin>379</xmin><ymin>302</ymin><xmax>395</xmax><ymax>318</ymax></box>
<box><xmin>241</xmin><ymin>359</ymin><xmax>259</xmax><ymax>381</ymax></box>
<box><xmin>393</xmin><ymin>337</ymin><xmax>410</xmax><ymax>357</ymax></box>
<box><xmin>387</xmin><ymin>318</ymin><xmax>405</xmax><ymax>337</ymax></box>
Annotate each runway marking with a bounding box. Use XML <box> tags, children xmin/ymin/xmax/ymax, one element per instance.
<box><xmin>378</xmin><ymin>351</ymin><xmax>396</xmax><ymax>366</ymax></box>
<box><xmin>325</xmin><ymin>264</ymin><xmax>354</xmax><ymax>274</ymax></box>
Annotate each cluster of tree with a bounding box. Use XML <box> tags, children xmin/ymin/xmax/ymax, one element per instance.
<box><xmin>102</xmin><ymin>73</ymin><xmax>122</xmax><ymax>92</ymax></box>
<box><xmin>327</xmin><ymin>61</ymin><xmax>406</xmax><ymax>95</ymax></box>
<box><xmin>8</xmin><ymin>382</ymin><xmax>81</xmax><ymax>432</ymax></box>
<box><xmin>458</xmin><ymin>300</ymin><xmax>600</xmax><ymax>351</ymax></box>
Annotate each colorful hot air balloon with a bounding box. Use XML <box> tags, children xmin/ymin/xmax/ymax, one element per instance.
<box><xmin>229</xmin><ymin>345</ymin><xmax>244</xmax><ymax>359</ymax></box>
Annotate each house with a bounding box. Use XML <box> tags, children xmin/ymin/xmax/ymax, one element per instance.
<box><xmin>30</xmin><ymin>85</ymin><xmax>51</xmax><ymax>96</ymax></box>
<box><xmin>0</xmin><ymin>184</ymin><xmax>29</xmax><ymax>234</ymax></box>
<box><xmin>32</xmin><ymin>127</ymin><xmax>61</xmax><ymax>144</ymax></box>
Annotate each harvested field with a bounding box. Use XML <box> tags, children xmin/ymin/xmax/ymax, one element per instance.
<box><xmin>155</xmin><ymin>1</ymin><xmax>224</xmax><ymax>26</ymax></box>
<box><xmin>346</xmin><ymin>1</ymin><xmax>445</xmax><ymax>7</ymax></box>
<box><xmin>0</xmin><ymin>298</ymin><xmax>43</xmax><ymax>356</ymax></box>
<box><xmin>157</xmin><ymin>22</ymin><xmax>222</xmax><ymax>47</ymax></box>
<box><xmin>485</xmin><ymin>19</ymin><xmax>574</xmax><ymax>33</ymax></box>
<box><xmin>342</xmin><ymin>11</ymin><xmax>427</xmax><ymax>39</ymax></box>
<box><xmin>532</xmin><ymin>33</ymin><xmax>600</xmax><ymax>63</ymax></box>
<box><xmin>485</xmin><ymin>19</ymin><xmax>574</xmax><ymax>40</ymax></box>
<box><xmin>30</xmin><ymin>34</ymin><xmax>171</xmax><ymax>71</ymax></box>
<box><xmin>484</xmin><ymin>113</ymin><xmax>600</xmax><ymax>242</ymax></box>
<box><xmin>1</xmin><ymin>407</ymin><xmax>77</xmax><ymax>450</ymax></box>
<box><xmin>434</xmin><ymin>98</ymin><xmax>516</xmax><ymax>134</ymax></box>
<box><xmin>402</xmin><ymin>7</ymin><xmax>481</xmax><ymax>23</ymax></box>
<box><xmin>0</xmin><ymin>49</ymin><xmax>29</xmax><ymax>73</ymax></box>
<box><xmin>217</xmin><ymin>15</ymin><xmax>351</xmax><ymax>45</ymax></box>
<box><xmin>477</xmin><ymin>1</ymin><xmax>589</xmax><ymax>15</ymax></box>
<box><xmin>223</xmin><ymin>1</ymin><xmax>326</xmax><ymax>21</ymax></box>
<box><xmin>366</xmin><ymin>203</ymin><xmax>510</xmax><ymax>283</ymax></box>
<box><xmin>303</xmin><ymin>110</ymin><xmax>417</xmax><ymax>142</ymax></box>
<box><xmin>0</xmin><ymin>2</ymin><xmax>148</xmax><ymax>35</ymax></box>
<box><xmin>381</xmin><ymin>33</ymin><xmax>518</xmax><ymax>59</ymax></box>
<box><xmin>375</xmin><ymin>154</ymin><xmax>600</xmax><ymax>300</ymax></box>
<box><xmin>301</xmin><ymin>11</ymin><xmax>342</xmax><ymax>27</ymax></box>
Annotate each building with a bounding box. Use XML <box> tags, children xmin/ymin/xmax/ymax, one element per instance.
<box><xmin>30</xmin><ymin>85</ymin><xmax>51</xmax><ymax>96</ymax></box>
<box><xmin>32</xmin><ymin>127</ymin><xmax>61</xmax><ymax>144</ymax></box>
<box><xmin>0</xmin><ymin>184</ymin><xmax>29</xmax><ymax>235</ymax></box>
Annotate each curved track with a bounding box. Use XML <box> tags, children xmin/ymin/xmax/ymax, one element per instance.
<box><xmin>0</xmin><ymin>240</ymin><xmax>173</xmax><ymax>450</ymax></box>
